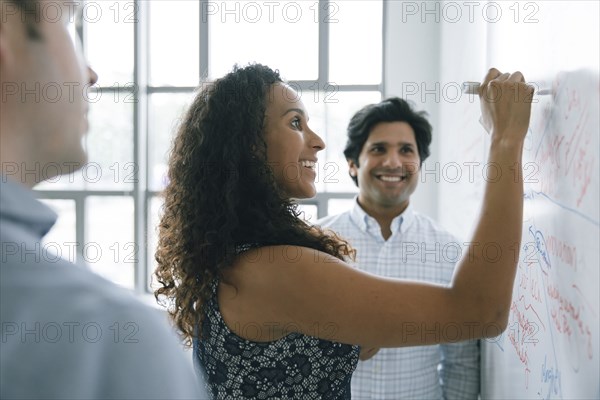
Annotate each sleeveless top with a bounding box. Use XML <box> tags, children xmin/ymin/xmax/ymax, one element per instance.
<box><xmin>194</xmin><ymin>279</ymin><xmax>360</xmax><ymax>399</ymax></box>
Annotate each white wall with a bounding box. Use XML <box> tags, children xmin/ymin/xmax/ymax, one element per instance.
<box><xmin>384</xmin><ymin>0</ymin><xmax>441</xmax><ymax>221</ymax></box>
<box><xmin>436</xmin><ymin>2</ymin><xmax>489</xmax><ymax>240</ymax></box>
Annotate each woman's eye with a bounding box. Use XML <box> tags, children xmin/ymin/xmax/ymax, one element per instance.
<box><xmin>291</xmin><ymin>118</ymin><xmax>301</xmax><ymax>129</ymax></box>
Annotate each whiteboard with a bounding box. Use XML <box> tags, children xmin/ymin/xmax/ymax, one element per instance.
<box><xmin>437</xmin><ymin>2</ymin><xmax>599</xmax><ymax>399</ymax></box>
<box><xmin>481</xmin><ymin>67</ymin><xmax>600</xmax><ymax>400</ymax></box>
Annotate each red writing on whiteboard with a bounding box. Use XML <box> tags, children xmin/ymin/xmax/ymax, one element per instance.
<box><xmin>533</xmin><ymin>84</ymin><xmax>596</xmax><ymax>210</ymax></box>
<box><xmin>545</xmin><ymin>235</ymin><xmax>577</xmax><ymax>271</ymax></box>
<box><xmin>547</xmin><ymin>282</ymin><xmax>594</xmax><ymax>359</ymax></box>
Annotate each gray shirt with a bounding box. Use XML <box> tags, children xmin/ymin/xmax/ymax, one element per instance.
<box><xmin>0</xmin><ymin>178</ymin><xmax>207</xmax><ymax>399</ymax></box>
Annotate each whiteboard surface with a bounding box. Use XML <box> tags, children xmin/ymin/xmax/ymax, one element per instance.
<box><xmin>437</xmin><ymin>2</ymin><xmax>599</xmax><ymax>399</ymax></box>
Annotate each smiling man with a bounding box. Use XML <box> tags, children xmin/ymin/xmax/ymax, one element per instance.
<box><xmin>317</xmin><ymin>97</ymin><xmax>480</xmax><ymax>399</ymax></box>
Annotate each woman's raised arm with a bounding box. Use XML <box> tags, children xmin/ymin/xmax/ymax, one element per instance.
<box><xmin>219</xmin><ymin>68</ymin><xmax>533</xmax><ymax>349</ymax></box>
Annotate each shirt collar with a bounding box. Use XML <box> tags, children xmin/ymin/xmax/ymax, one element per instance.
<box><xmin>349</xmin><ymin>196</ymin><xmax>415</xmax><ymax>235</ymax></box>
<box><xmin>0</xmin><ymin>177</ymin><xmax>57</xmax><ymax>238</ymax></box>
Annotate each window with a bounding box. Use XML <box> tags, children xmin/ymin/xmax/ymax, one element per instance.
<box><xmin>36</xmin><ymin>0</ymin><xmax>384</xmax><ymax>293</ymax></box>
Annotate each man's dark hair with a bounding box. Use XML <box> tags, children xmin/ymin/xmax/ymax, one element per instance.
<box><xmin>6</xmin><ymin>0</ymin><xmax>41</xmax><ymax>39</ymax></box>
<box><xmin>343</xmin><ymin>97</ymin><xmax>433</xmax><ymax>186</ymax></box>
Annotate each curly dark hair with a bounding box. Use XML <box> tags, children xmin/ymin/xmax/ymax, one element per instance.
<box><xmin>344</xmin><ymin>97</ymin><xmax>433</xmax><ymax>186</ymax></box>
<box><xmin>154</xmin><ymin>64</ymin><xmax>354</xmax><ymax>346</ymax></box>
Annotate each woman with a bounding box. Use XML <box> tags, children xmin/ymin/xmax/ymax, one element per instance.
<box><xmin>155</xmin><ymin>64</ymin><xmax>533</xmax><ymax>399</ymax></box>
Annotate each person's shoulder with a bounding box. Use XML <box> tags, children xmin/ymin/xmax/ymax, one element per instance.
<box><xmin>1</xmin><ymin>258</ymin><xmax>206</xmax><ymax>399</ymax></box>
<box><xmin>233</xmin><ymin>244</ymin><xmax>344</xmax><ymax>280</ymax></box>
<box><xmin>237</xmin><ymin>244</ymin><xmax>333</xmax><ymax>264</ymax></box>
<box><xmin>2</xmin><ymin>256</ymin><xmax>165</xmax><ymax>329</ymax></box>
<box><xmin>67</xmin><ymin>264</ymin><xmax>173</xmax><ymax>327</ymax></box>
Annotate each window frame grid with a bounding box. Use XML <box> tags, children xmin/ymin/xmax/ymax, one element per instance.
<box><xmin>34</xmin><ymin>0</ymin><xmax>385</xmax><ymax>294</ymax></box>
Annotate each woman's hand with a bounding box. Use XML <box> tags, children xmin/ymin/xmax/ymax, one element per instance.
<box><xmin>479</xmin><ymin>68</ymin><xmax>534</xmax><ymax>144</ymax></box>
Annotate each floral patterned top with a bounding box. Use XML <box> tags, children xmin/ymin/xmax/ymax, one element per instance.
<box><xmin>194</xmin><ymin>279</ymin><xmax>360</xmax><ymax>399</ymax></box>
